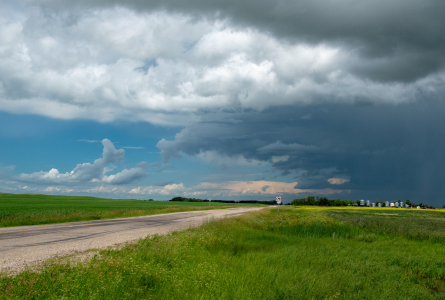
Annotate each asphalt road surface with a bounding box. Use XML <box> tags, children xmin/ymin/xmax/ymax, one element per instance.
<box><xmin>0</xmin><ymin>207</ymin><xmax>262</xmax><ymax>272</ymax></box>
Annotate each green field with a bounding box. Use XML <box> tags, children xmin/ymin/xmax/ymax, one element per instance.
<box><xmin>3</xmin><ymin>206</ymin><xmax>445</xmax><ymax>299</ymax></box>
<box><xmin>0</xmin><ymin>193</ymin><xmax>259</xmax><ymax>228</ymax></box>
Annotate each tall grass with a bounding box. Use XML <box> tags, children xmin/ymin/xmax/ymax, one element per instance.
<box><xmin>327</xmin><ymin>209</ymin><xmax>445</xmax><ymax>243</ymax></box>
<box><xmin>2</xmin><ymin>207</ymin><xmax>445</xmax><ymax>299</ymax></box>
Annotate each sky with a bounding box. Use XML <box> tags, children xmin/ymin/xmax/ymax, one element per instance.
<box><xmin>1</xmin><ymin>0</ymin><xmax>445</xmax><ymax>205</ymax></box>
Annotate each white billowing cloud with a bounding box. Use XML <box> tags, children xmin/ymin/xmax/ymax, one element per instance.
<box><xmin>327</xmin><ymin>178</ymin><xmax>350</xmax><ymax>185</ymax></box>
<box><xmin>100</xmin><ymin>162</ymin><xmax>148</xmax><ymax>185</ymax></box>
<box><xmin>85</xmin><ymin>185</ymin><xmax>132</xmax><ymax>194</ymax></box>
<box><xmin>44</xmin><ymin>186</ymin><xmax>74</xmax><ymax>193</ymax></box>
<box><xmin>1</xmin><ymin>5</ymin><xmax>443</xmax><ymax>125</ymax></box>
<box><xmin>10</xmin><ymin>183</ymin><xmax>195</xmax><ymax>197</ymax></box>
<box><xmin>195</xmin><ymin>180</ymin><xmax>350</xmax><ymax>196</ymax></box>
<box><xmin>95</xmin><ymin>180</ymin><xmax>350</xmax><ymax>198</ymax></box>
<box><xmin>1</xmin><ymin>178</ymin><xmax>351</xmax><ymax>199</ymax></box>
<box><xmin>129</xmin><ymin>183</ymin><xmax>188</xmax><ymax>196</ymax></box>
<box><xmin>15</xmin><ymin>139</ymin><xmax>148</xmax><ymax>185</ymax></box>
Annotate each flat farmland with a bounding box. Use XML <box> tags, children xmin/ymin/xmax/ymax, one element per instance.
<box><xmin>3</xmin><ymin>206</ymin><xmax>445</xmax><ymax>299</ymax></box>
<box><xmin>0</xmin><ymin>193</ymin><xmax>261</xmax><ymax>228</ymax></box>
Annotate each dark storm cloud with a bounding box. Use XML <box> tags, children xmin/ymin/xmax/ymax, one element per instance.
<box><xmin>34</xmin><ymin>0</ymin><xmax>445</xmax><ymax>83</ymax></box>
<box><xmin>3</xmin><ymin>0</ymin><xmax>445</xmax><ymax>122</ymax></box>
<box><xmin>157</xmin><ymin>103</ymin><xmax>445</xmax><ymax>205</ymax></box>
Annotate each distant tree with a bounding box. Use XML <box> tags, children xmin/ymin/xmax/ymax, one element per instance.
<box><xmin>170</xmin><ymin>197</ymin><xmax>203</xmax><ymax>202</ymax></box>
<box><xmin>291</xmin><ymin>196</ymin><xmax>355</xmax><ymax>207</ymax></box>
<box><xmin>171</xmin><ymin>197</ymin><xmax>186</xmax><ymax>201</ymax></box>
<box><xmin>319</xmin><ymin>197</ymin><xmax>329</xmax><ymax>206</ymax></box>
<box><xmin>306</xmin><ymin>196</ymin><xmax>316</xmax><ymax>205</ymax></box>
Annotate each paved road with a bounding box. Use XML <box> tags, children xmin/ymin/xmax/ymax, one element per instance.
<box><xmin>0</xmin><ymin>207</ymin><xmax>262</xmax><ymax>272</ymax></box>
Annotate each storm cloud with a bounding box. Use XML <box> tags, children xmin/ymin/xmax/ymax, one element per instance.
<box><xmin>0</xmin><ymin>1</ymin><xmax>444</xmax><ymax>125</ymax></box>
<box><xmin>1</xmin><ymin>0</ymin><xmax>445</xmax><ymax>203</ymax></box>
<box><xmin>157</xmin><ymin>103</ymin><xmax>445</xmax><ymax>204</ymax></box>
<box><xmin>31</xmin><ymin>0</ymin><xmax>445</xmax><ymax>81</ymax></box>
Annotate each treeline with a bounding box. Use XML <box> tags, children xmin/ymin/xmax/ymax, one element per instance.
<box><xmin>291</xmin><ymin>196</ymin><xmax>353</xmax><ymax>206</ymax></box>
<box><xmin>170</xmin><ymin>197</ymin><xmax>203</xmax><ymax>202</ymax></box>
<box><xmin>170</xmin><ymin>197</ymin><xmax>276</xmax><ymax>205</ymax></box>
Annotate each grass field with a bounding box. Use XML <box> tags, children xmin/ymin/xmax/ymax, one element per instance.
<box><xmin>2</xmin><ymin>206</ymin><xmax>445</xmax><ymax>299</ymax></box>
<box><xmin>0</xmin><ymin>193</ymin><xmax>260</xmax><ymax>228</ymax></box>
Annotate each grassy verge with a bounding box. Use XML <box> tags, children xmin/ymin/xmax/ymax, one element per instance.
<box><xmin>326</xmin><ymin>208</ymin><xmax>445</xmax><ymax>243</ymax></box>
<box><xmin>0</xmin><ymin>194</ymin><xmax>261</xmax><ymax>228</ymax></box>
<box><xmin>2</xmin><ymin>207</ymin><xmax>445</xmax><ymax>299</ymax></box>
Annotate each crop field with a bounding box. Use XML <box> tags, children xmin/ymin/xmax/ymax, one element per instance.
<box><xmin>2</xmin><ymin>206</ymin><xmax>445</xmax><ymax>299</ymax></box>
<box><xmin>0</xmin><ymin>193</ymin><xmax>259</xmax><ymax>228</ymax></box>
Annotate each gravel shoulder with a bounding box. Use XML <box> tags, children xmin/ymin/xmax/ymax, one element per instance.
<box><xmin>0</xmin><ymin>207</ymin><xmax>262</xmax><ymax>273</ymax></box>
